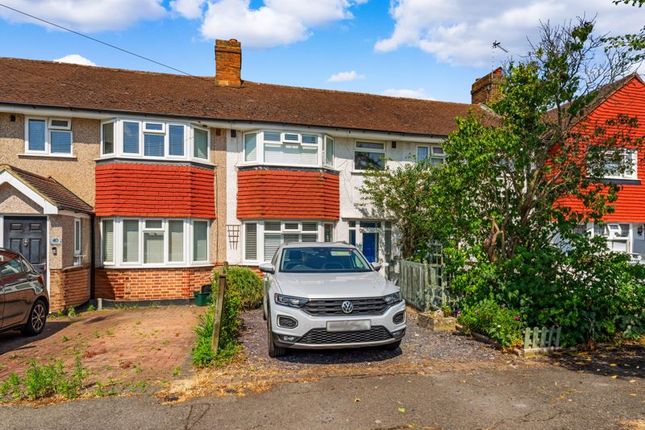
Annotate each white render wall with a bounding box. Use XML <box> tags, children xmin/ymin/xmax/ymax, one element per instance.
<box><xmin>223</xmin><ymin>125</ymin><xmax>440</xmax><ymax>265</ymax></box>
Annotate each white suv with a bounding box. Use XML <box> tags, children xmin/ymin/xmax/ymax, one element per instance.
<box><xmin>260</xmin><ymin>242</ymin><xmax>406</xmax><ymax>357</ymax></box>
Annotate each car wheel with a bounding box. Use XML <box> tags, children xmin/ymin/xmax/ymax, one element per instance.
<box><xmin>383</xmin><ymin>340</ymin><xmax>401</xmax><ymax>351</ymax></box>
<box><xmin>266</xmin><ymin>309</ymin><xmax>286</xmax><ymax>358</ymax></box>
<box><xmin>21</xmin><ymin>299</ymin><xmax>48</xmax><ymax>336</ymax></box>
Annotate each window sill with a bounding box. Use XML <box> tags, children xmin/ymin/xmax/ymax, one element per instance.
<box><xmin>97</xmin><ymin>155</ymin><xmax>214</xmax><ymax>167</ymax></box>
<box><xmin>19</xmin><ymin>153</ymin><xmax>77</xmax><ymax>160</ymax></box>
<box><xmin>591</xmin><ymin>177</ymin><xmax>641</xmax><ymax>185</ymax></box>
<box><xmin>99</xmin><ymin>263</ymin><xmax>214</xmax><ymax>270</ymax></box>
<box><xmin>238</xmin><ymin>162</ymin><xmax>339</xmax><ymax>171</ymax></box>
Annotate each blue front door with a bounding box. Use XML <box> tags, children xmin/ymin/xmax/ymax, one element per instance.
<box><xmin>362</xmin><ymin>232</ymin><xmax>378</xmax><ymax>263</ymax></box>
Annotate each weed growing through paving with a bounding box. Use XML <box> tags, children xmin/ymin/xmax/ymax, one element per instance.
<box><xmin>0</xmin><ymin>356</ymin><xmax>87</xmax><ymax>402</ymax></box>
<box><xmin>66</xmin><ymin>307</ymin><xmax>78</xmax><ymax>318</ymax></box>
<box><xmin>172</xmin><ymin>366</ymin><xmax>181</xmax><ymax>377</ymax></box>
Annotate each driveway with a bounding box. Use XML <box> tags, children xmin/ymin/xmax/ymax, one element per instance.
<box><xmin>0</xmin><ymin>306</ymin><xmax>205</xmax><ymax>393</ymax></box>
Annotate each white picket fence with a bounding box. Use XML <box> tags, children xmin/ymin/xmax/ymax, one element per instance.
<box><xmin>523</xmin><ymin>326</ymin><xmax>561</xmax><ymax>350</ymax></box>
<box><xmin>396</xmin><ymin>259</ymin><xmax>451</xmax><ymax>312</ymax></box>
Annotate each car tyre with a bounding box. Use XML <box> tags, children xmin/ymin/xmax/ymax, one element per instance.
<box><xmin>383</xmin><ymin>340</ymin><xmax>401</xmax><ymax>351</ymax></box>
<box><xmin>21</xmin><ymin>299</ymin><xmax>48</xmax><ymax>336</ymax></box>
<box><xmin>266</xmin><ymin>308</ymin><xmax>286</xmax><ymax>358</ymax></box>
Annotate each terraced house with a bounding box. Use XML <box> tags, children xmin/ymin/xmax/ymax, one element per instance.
<box><xmin>0</xmin><ymin>39</ymin><xmax>484</xmax><ymax>310</ymax></box>
<box><xmin>8</xmin><ymin>39</ymin><xmax>642</xmax><ymax>310</ymax></box>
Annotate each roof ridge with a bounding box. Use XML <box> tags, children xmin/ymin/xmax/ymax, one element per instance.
<box><xmin>0</xmin><ymin>56</ymin><xmax>212</xmax><ymax>80</ymax></box>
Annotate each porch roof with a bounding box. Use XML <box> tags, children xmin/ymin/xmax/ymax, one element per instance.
<box><xmin>0</xmin><ymin>165</ymin><xmax>93</xmax><ymax>214</ymax></box>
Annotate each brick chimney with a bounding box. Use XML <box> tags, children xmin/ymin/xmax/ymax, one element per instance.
<box><xmin>215</xmin><ymin>39</ymin><xmax>242</xmax><ymax>87</ymax></box>
<box><xmin>471</xmin><ymin>67</ymin><xmax>503</xmax><ymax>105</ymax></box>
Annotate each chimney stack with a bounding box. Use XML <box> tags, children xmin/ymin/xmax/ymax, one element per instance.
<box><xmin>215</xmin><ymin>39</ymin><xmax>242</xmax><ymax>87</ymax></box>
<box><xmin>471</xmin><ymin>67</ymin><xmax>503</xmax><ymax>105</ymax></box>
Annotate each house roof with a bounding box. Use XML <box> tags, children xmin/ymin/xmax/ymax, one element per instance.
<box><xmin>0</xmin><ymin>57</ymin><xmax>485</xmax><ymax>137</ymax></box>
<box><xmin>0</xmin><ymin>164</ymin><xmax>93</xmax><ymax>214</ymax></box>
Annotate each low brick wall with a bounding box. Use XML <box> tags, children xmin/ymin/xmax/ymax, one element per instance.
<box><xmin>95</xmin><ymin>266</ymin><xmax>214</xmax><ymax>301</ymax></box>
<box><xmin>49</xmin><ymin>265</ymin><xmax>91</xmax><ymax>312</ymax></box>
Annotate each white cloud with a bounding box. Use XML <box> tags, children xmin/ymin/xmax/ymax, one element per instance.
<box><xmin>0</xmin><ymin>0</ymin><xmax>166</xmax><ymax>32</ymax></box>
<box><xmin>171</xmin><ymin>0</ymin><xmax>206</xmax><ymax>19</ymax></box>
<box><xmin>328</xmin><ymin>70</ymin><xmax>365</xmax><ymax>82</ymax></box>
<box><xmin>376</xmin><ymin>0</ymin><xmax>645</xmax><ymax>67</ymax></box>
<box><xmin>382</xmin><ymin>88</ymin><xmax>432</xmax><ymax>99</ymax></box>
<box><xmin>200</xmin><ymin>0</ymin><xmax>366</xmax><ymax>48</ymax></box>
<box><xmin>54</xmin><ymin>54</ymin><xmax>96</xmax><ymax>66</ymax></box>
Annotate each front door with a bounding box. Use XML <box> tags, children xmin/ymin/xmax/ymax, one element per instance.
<box><xmin>3</xmin><ymin>217</ymin><xmax>47</xmax><ymax>274</ymax></box>
<box><xmin>362</xmin><ymin>231</ymin><xmax>378</xmax><ymax>263</ymax></box>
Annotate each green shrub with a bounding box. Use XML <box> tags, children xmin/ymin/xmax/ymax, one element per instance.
<box><xmin>223</xmin><ymin>266</ymin><xmax>263</xmax><ymax>310</ymax></box>
<box><xmin>192</xmin><ymin>268</ymin><xmax>245</xmax><ymax>367</ymax></box>
<box><xmin>0</xmin><ymin>357</ymin><xmax>86</xmax><ymax>402</ymax></box>
<box><xmin>458</xmin><ymin>299</ymin><xmax>523</xmax><ymax>349</ymax></box>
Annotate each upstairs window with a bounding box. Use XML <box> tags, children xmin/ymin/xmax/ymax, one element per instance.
<box><xmin>102</xmin><ymin>122</ymin><xmax>114</xmax><ymax>155</ymax></box>
<box><xmin>100</xmin><ymin>119</ymin><xmax>210</xmax><ymax>162</ymax></box>
<box><xmin>355</xmin><ymin>141</ymin><xmax>385</xmax><ymax>171</ymax></box>
<box><xmin>26</xmin><ymin>117</ymin><xmax>72</xmax><ymax>155</ymax></box>
<box><xmin>324</xmin><ymin>136</ymin><xmax>334</xmax><ymax>167</ymax></box>
<box><xmin>263</xmin><ymin>131</ymin><xmax>319</xmax><ymax>165</ymax></box>
<box><xmin>123</xmin><ymin>121</ymin><xmax>140</xmax><ymax>154</ymax></box>
<box><xmin>602</xmin><ymin>149</ymin><xmax>638</xmax><ymax>180</ymax></box>
<box><xmin>417</xmin><ymin>145</ymin><xmax>445</xmax><ymax>165</ymax></box>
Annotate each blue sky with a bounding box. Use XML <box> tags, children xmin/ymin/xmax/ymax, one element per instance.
<box><xmin>0</xmin><ymin>0</ymin><xmax>643</xmax><ymax>103</ymax></box>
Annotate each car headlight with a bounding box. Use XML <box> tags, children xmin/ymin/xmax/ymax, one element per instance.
<box><xmin>383</xmin><ymin>291</ymin><xmax>402</xmax><ymax>305</ymax></box>
<box><xmin>274</xmin><ymin>293</ymin><xmax>309</xmax><ymax>308</ymax></box>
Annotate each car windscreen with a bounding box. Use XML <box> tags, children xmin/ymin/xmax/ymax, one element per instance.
<box><xmin>280</xmin><ymin>247</ymin><xmax>373</xmax><ymax>273</ymax></box>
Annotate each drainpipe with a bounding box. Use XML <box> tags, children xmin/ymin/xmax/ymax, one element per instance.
<box><xmin>90</xmin><ymin>213</ymin><xmax>96</xmax><ymax>300</ymax></box>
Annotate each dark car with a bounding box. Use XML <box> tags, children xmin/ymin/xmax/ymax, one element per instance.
<box><xmin>0</xmin><ymin>249</ymin><xmax>49</xmax><ymax>336</ymax></box>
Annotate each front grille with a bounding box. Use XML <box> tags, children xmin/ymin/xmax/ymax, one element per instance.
<box><xmin>303</xmin><ymin>297</ymin><xmax>389</xmax><ymax>316</ymax></box>
<box><xmin>298</xmin><ymin>326</ymin><xmax>392</xmax><ymax>345</ymax></box>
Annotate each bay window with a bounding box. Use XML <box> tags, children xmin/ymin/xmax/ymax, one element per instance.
<box><xmin>26</xmin><ymin>117</ymin><xmax>73</xmax><ymax>155</ymax></box>
<box><xmin>242</xmin><ymin>130</ymin><xmax>334</xmax><ymax>168</ymax></box>
<box><xmin>100</xmin><ymin>218</ymin><xmax>209</xmax><ymax>267</ymax></box>
<box><xmin>100</xmin><ymin>119</ymin><xmax>210</xmax><ymax>162</ymax></box>
<box><xmin>243</xmin><ymin>221</ymin><xmax>335</xmax><ymax>263</ymax></box>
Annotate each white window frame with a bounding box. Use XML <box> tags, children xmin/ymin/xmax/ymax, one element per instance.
<box><xmin>100</xmin><ymin>217</ymin><xmax>210</xmax><ymax>268</ymax></box>
<box><xmin>354</xmin><ymin>141</ymin><xmax>386</xmax><ymax>171</ymax></box>
<box><xmin>240</xmin><ymin>130</ymin><xmax>331</xmax><ymax>169</ymax></box>
<box><xmin>25</xmin><ymin>116</ymin><xmax>74</xmax><ymax>156</ymax></box>
<box><xmin>99</xmin><ymin>118</ymin><xmax>211</xmax><ymax>163</ymax></box>
<box><xmin>242</xmin><ymin>220</ymin><xmax>328</xmax><ymax>264</ymax></box>
<box><xmin>323</xmin><ymin>135</ymin><xmax>334</xmax><ymax>167</ymax></box>
<box><xmin>100</xmin><ymin>121</ymin><xmax>115</xmax><ymax>156</ymax></box>
<box><xmin>100</xmin><ymin>218</ymin><xmax>115</xmax><ymax>265</ymax></box>
<box><xmin>191</xmin><ymin>219</ymin><xmax>210</xmax><ymax>263</ymax></box>
<box><xmin>416</xmin><ymin>144</ymin><xmax>445</xmax><ymax>165</ymax></box>
<box><xmin>73</xmin><ymin>218</ymin><xmax>82</xmax><ymax>266</ymax></box>
<box><xmin>602</xmin><ymin>149</ymin><xmax>638</xmax><ymax>180</ymax></box>
<box><xmin>48</xmin><ymin>118</ymin><xmax>71</xmax><ymax>130</ymax></box>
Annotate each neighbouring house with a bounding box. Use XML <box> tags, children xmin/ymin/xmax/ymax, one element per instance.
<box><xmin>0</xmin><ymin>39</ymin><xmax>487</xmax><ymax>310</ymax></box>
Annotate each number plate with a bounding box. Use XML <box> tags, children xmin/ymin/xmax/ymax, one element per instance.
<box><xmin>326</xmin><ymin>320</ymin><xmax>371</xmax><ymax>332</ymax></box>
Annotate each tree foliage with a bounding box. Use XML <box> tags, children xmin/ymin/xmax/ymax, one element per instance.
<box><xmin>362</xmin><ymin>19</ymin><xmax>645</xmax><ymax>345</ymax></box>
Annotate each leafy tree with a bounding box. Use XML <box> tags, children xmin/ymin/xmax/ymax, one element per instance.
<box><xmin>605</xmin><ymin>0</ymin><xmax>645</xmax><ymax>62</ymax></box>
<box><xmin>363</xmin><ymin>19</ymin><xmax>644</xmax><ymax>345</ymax></box>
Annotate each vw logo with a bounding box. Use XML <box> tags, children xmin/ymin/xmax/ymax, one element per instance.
<box><xmin>341</xmin><ymin>301</ymin><xmax>354</xmax><ymax>314</ymax></box>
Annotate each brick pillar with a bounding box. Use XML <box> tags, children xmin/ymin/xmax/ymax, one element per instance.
<box><xmin>471</xmin><ymin>67</ymin><xmax>503</xmax><ymax>105</ymax></box>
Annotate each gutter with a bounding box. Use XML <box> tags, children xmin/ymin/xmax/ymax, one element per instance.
<box><xmin>0</xmin><ymin>103</ymin><xmax>446</xmax><ymax>144</ymax></box>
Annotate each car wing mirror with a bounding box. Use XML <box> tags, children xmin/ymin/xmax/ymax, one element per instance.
<box><xmin>259</xmin><ymin>262</ymin><xmax>275</xmax><ymax>274</ymax></box>
<box><xmin>371</xmin><ymin>262</ymin><xmax>382</xmax><ymax>271</ymax></box>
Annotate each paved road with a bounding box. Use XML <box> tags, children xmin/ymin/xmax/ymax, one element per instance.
<box><xmin>2</xmin><ymin>365</ymin><xmax>642</xmax><ymax>429</ymax></box>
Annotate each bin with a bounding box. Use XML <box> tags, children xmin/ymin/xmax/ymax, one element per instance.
<box><xmin>193</xmin><ymin>291</ymin><xmax>211</xmax><ymax>306</ymax></box>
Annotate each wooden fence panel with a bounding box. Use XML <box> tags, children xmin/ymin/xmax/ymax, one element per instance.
<box><xmin>396</xmin><ymin>260</ymin><xmax>451</xmax><ymax>312</ymax></box>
